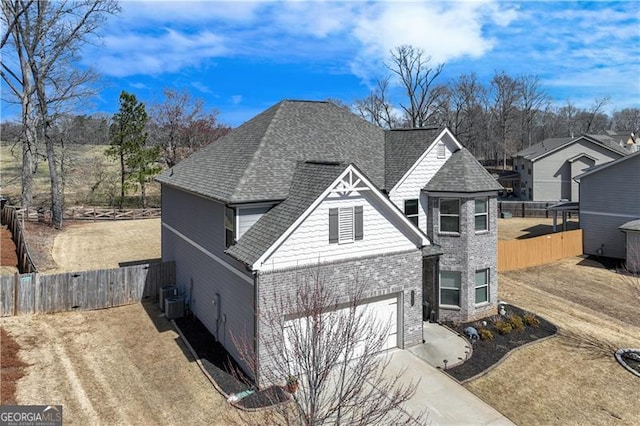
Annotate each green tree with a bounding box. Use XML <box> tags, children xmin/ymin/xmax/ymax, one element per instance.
<box><xmin>107</xmin><ymin>91</ymin><xmax>158</xmax><ymax>207</ymax></box>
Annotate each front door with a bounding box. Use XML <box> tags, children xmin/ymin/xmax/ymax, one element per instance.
<box><xmin>422</xmin><ymin>255</ymin><xmax>439</xmax><ymax>322</ymax></box>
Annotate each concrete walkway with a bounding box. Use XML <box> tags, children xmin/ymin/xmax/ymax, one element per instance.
<box><xmin>409</xmin><ymin>322</ymin><xmax>472</xmax><ymax>369</ymax></box>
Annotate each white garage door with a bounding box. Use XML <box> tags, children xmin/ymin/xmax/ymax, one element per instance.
<box><xmin>283</xmin><ymin>295</ymin><xmax>399</xmax><ymax>368</ymax></box>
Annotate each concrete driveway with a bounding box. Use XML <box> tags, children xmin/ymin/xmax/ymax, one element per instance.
<box><xmin>377</xmin><ymin>350</ymin><xmax>514</xmax><ymax>425</ymax></box>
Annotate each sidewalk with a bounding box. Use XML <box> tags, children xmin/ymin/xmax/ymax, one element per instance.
<box><xmin>409</xmin><ymin>322</ymin><xmax>472</xmax><ymax>369</ymax></box>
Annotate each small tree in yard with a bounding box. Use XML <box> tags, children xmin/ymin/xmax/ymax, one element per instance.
<box><xmin>106</xmin><ymin>91</ymin><xmax>159</xmax><ymax>207</ymax></box>
<box><xmin>233</xmin><ymin>268</ymin><xmax>424</xmax><ymax>425</ymax></box>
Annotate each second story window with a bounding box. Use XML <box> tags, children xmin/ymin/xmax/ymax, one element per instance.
<box><xmin>439</xmin><ymin>198</ymin><xmax>460</xmax><ymax>233</ymax></box>
<box><xmin>404</xmin><ymin>199</ymin><xmax>419</xmax><ymax>226</ymax></box>
<box><xmin>437</xmin><ymin>142</ymin><xmax>446</xmax><ymax>159</ymax></box>
<box><xmin>475</xmin><ymin>197</ymin><xmax>488</xmax><ymax>232</ymax></box>
<box><xmin>225</xmin><ymin>206</ymin><xmax>235</xmax><ymax>248</ymax></box>
<box><xmin>329</xmin><ymin>206</ymin><xmax>363</xmax><ymax>244</ymax></box>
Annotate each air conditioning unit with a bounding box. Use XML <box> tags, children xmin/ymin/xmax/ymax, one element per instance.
<box><xmin>159</xmin><ymin>285</ymin><xmax>177</xmax><ymax>311</ymax></box>
<box><xmin>165</xmin><ymin>296</ymin><xmax>185</xmax><ymax>320</ymax></box>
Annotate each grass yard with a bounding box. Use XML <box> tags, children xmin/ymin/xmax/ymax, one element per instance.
<box><xmin>0</xmin><ymin>142</ymin><xmax>161</xmax><ymax>208</ymax></box>
<box><xmin>465</xmin><ymin>257</ymin><xmax>640</xmax><ymax>425</ymax></box>
<box><xmin>497</xmin><ymin>217</ymin><xmax>580</xmax><ymax>240</ymax></box>
<box><xmin>0</xmin><ymin>303</ymin><xmax>270</xmax><ymax>425</ymax></box>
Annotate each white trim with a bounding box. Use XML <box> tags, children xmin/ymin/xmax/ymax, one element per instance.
<box><xmin>252</xmin><ymin>164</ymin><xmax>430</xmax><ymax>270</ymax></box>
<box><xmin>390</xmin><ymin>128</ymin><xmax>463</xmax><ymax>193</ymax></box>
<box><xmin>162</xmin><ymin>222</ymin><xmax>254</xmax><ymax>285</ymax></box>
<box><xmin>580</xmin><ymin>211</ymin><xmax>640</xmax><ymax>219</ymax></box>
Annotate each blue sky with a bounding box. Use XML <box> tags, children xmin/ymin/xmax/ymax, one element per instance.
<box><xmin>3</xmin><ymin>1</ymin><xmax>640</xmax><ymax>127</ymax></box>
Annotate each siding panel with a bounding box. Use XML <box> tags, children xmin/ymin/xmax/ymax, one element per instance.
<box><xmin>390</xmin><ymin>138</ymin><xmax>454</xmax><ymax>232</ymax></box>
<box><xmin>580</xmin><ymin>154</ymin><xmax>640</xmax><ymax>258</ymax></box>
<box><xmin>533</xmin><ymin>140</ymin><xmax>623</xmax><ymax>201</ymax></box>
<box><xmin>260</xmin><ymin>191</ymin><xmax>419</xmax><ymax>271</ymax></box>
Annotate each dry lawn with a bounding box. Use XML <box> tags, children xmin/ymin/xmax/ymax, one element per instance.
<box><xmin>0</xmin><ymin>303</ymin><xmax>268</xmax><ymax>425</ymax></box>
<box><xmin>465</xmin><ymin>257</ymin><xmax>640</xmax><ymax>425</ymax></box>
<box><xmin>46</xmin><ymin>219</ymin><xmax>161</xmax><ymax>273</ymax></box>
<box><xmin>498</xmin><ymin>217</ymin><xmax>580</xmax><ymax>240</ymax></box>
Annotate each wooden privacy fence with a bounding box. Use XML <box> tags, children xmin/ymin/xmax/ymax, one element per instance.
<box><xmin>498</xmin><ymin>229</ymin><xmax>583</xmax><ymax>271</ymax></box>
<box><xmin>0</xmin><ymin>261</ymin><xmax>175</xmax><ymax>316</ymax></box>
<box><xmin>1</xmin><ymin>207</ymin><xmax>37</xmax><ymax>273</ymax></box>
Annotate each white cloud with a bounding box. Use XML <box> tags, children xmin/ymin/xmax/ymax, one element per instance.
<box><xmin>231</xmin><ymin>95</ymin><xmax>243</xmax><ymax>104</ymax></box>
<box><xmin>119</xmin><ymin>1</ymin><xmax>262</xmax><ymax>24</ymax></box>
<box><xmin>349</xmin><ymin>1</ymin><xmax>517</xmax><ymax>81</ymax></box>
<box><xmin>95</xmin><ymin>29</ymin><xmax>227</xmax><ymax>77</ymax></box>
<box><xmin>129</xmin><ymin>82</ymin><xmax>149</xmax><ymax>89</ymax></box>
<box><xmin>273</xmin><ymin>1</ymin><xmax>355</xmax><ymax>38</ymax></box>
<box><xmin>191</xmin><ymin>81</ymin><xmax>213</xmax><ymax>94</ymax></box>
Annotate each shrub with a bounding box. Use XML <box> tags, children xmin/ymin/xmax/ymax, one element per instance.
<box><xmin>508</xmin><ymin>314</ymin><xmax>525</xmax><ymax>331</ymax></box>
<box><xmin>523</xmin><ymin>312</ymin><xmax>540</xmax><ymax>328</ymax></box>
<box><xmin>493</xmin><ymin>319</ymin><xmax>513</xmax><ymax>335</ymax></box>
<box><xmin>479</xmin><ymin>328</ymin><xmax>494</xmax><ymax>341</ymax></box>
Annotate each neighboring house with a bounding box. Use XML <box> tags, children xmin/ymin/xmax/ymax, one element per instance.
<box><xmin>512</xmin><ymin>135</ymin><xmax>628</xmax><ymax>201</ymax></box>
<box><xmin>619</xmin><ymin>220</ymin><xmax>640</xmax><ymax>273</ymax></box>
<box><xmin>576</xmin><ymin>150</ymin><xmax>640</xmax><ymax>262</ymax></box>
<box><xmin>156</xmin><ymin>100</ymin><xmax>502</xmax><ymax>386</ymax></box>
<box><xmin>592</xmin><ymin>130</ymin><xmax>639</xmax><ymax>154</ymax></box>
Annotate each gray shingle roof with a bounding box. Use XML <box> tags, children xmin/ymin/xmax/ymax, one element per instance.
<box><xmin>514</xmin><ymin>137</ymin><xmax>572</xmax><ymax>160</ymax></box>
<box><xmin>585</xmin><ymin>134</ymin><xmax>632</xmax><ymax>155</ymax></box>
<box><xmin>385</xmin><ymin>127</ymin><xmax>443</xmax><ymax>189</ymax></box>
<box><xmin>514</xmin><ymin>135</ymin><xmax>628</xmax><ymax>161</ymax></box>
<box><xmin>225</xmin><ymin>161</ymin><xmax>347</xmax><ymax>266</ymax></box>
<box><xmin>620</xmin><ymin>219</ymin><xmax>640</xmax><ymax>232</ymax></box>
<box><xmin>156</xmin><ymin>100</ymin><xmax>385</xmax><ymax>203</ymax></box>
<box><xmin>423</xmin><ymin>148</ymin><xmax>503</xmax><ymax>193</ymax></box>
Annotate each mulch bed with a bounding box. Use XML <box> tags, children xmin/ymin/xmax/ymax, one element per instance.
<box><xmin>445</xmin><ymin>304</ymin><xmax>557</xmax><ymax>382</ymax></box>
<box><xmin>174</xmin><ymin>315</ymin><xmax>288</xmax><ymax>409</ymax></box>
<box><xmin>0</xmin><ymin>327</ymin><xmax>29</xmax><ymax>404</ymax></box>
<box><xmin>0</xmin><ymin>225</ymin><xmax>18</xmax><ymax>268</ymax></box>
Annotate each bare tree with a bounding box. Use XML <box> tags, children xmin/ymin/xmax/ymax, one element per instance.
<box><xmin>612</xmin><ymin>108</ymin><xmax>640</xmax><ymax>132</ymax></box>
<box><xmin>1</xmin><ymin>0</ymin><xmax>119</xmax><ymax>226</ymax></box>
<box><xmin>233</xmin><ymin>268</ymin><xmax>423</xmax><ymax>425</ymax></box>
<box><xmin>148</xmin><ymin>88</ymin><xmax>229</xmax><ymax>168</ymax></box>
<box><xmin>442</xmin><ymin>73</ymin><xmax>488</xmax><ymax>153</ymax></box>
<box><xmin>489</xmin><ymin>71</ymin><xmax>522</xmax><ymax>168</ymax></box>
<box><xmin>518</xmin><ymin>75</ymin><xmax>550</xmax><ymax>149</ymax></box>
<box><xmin>387</xmin><ymin>45</ymin><xmax>445</xmax><ymax>128</ymax></box>
<box><xmin>354</xmin><ymin>77</ymin><xmax>397</xmax><ymax>128</ymax></box>
<box><xmin>583</xmin><ymin>96</ymin><xmax>611</xmax><ymax>133</ymax></box>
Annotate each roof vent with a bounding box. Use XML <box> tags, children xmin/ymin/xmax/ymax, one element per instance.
<box><xmin>304</xmin><ymin>160</ymin><xmax>342</xmax><ymax>166</ymax></box>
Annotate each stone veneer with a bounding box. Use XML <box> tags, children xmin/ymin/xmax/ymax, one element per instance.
<box><xmin>427</xmin><ymin>196</ymin><xmax>499</xmax><ymax>323</ymax></box>
<box><xmin>254</xmin><ymin>249</ymin><xmax>423</xmax><ymax>387</ymax></box>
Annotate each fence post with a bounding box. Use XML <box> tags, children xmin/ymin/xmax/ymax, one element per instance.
<box><xmin>13</xmin><ymin>272</ymin><xmax>18</xmax><ymax>316</ymax></box>
<box><xmin>522</xmin><ymin>202</ymin><xmax>525</xmax><ymax>218</ymax></box>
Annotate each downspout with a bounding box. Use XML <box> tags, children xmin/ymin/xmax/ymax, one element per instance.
<box><xmin>253</xmin><ymin>270</ymin><xmax>260</xmax><ymax>388</ymax></box>
<box><xmin>433</xmin><ymin>256</ymin><xmax>440</xmax><ymax>322</ymax></box>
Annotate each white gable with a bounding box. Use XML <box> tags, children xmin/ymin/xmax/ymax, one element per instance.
<box><xmin>254</xmin><ymin>165</ymin><xmax>428</xmax><ymax>272</ymax></box>
<box><xmin>389</xmin><ymin>129</ymin><xmax>461</xmax><ymax>232</ymax></box>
